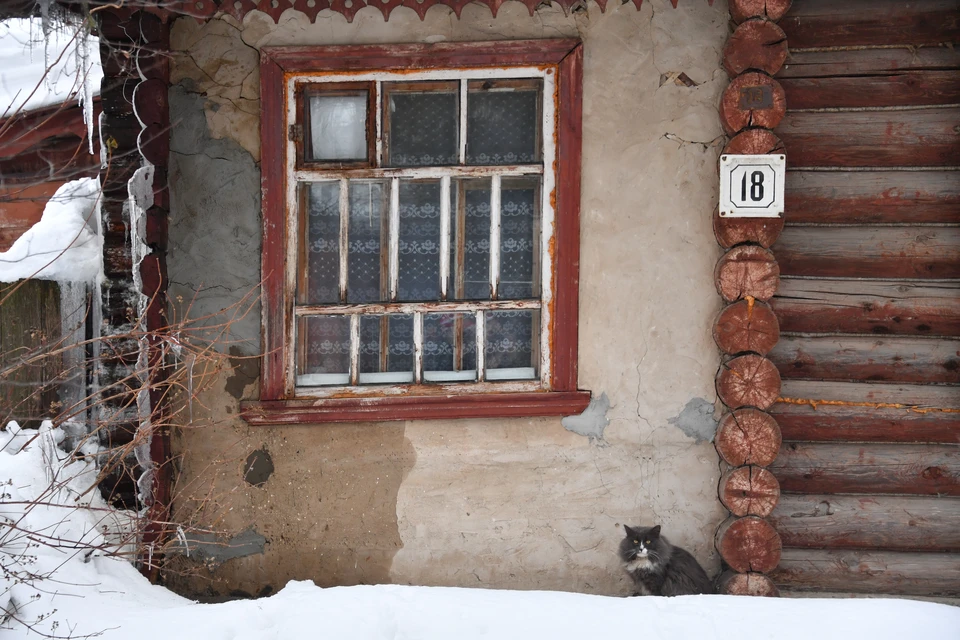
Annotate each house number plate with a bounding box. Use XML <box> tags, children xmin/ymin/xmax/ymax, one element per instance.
<box><xmin>719</xmin><ymin>154</ymin><xmax>786</xmax><ymax>218</ymax></box>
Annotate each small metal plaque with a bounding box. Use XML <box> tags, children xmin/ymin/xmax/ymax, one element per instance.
<box><xmin>719</xmin><ymin>154</ymin><xmax>786</xmax><ymax>218</ymax></box>
<box><xmin>738</xmin><ymin>85</ymin><xmax>774</xmax><ymax>110</ymax></box>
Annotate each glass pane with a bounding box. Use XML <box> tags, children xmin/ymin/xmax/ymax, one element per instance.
<box><xmin>359</xmin><ymin>314</ymin><xmax>414</xmax><ymax>384</ymax></box>
<box><xmin>308</xmin><ymin>93</ymin><xmax>368</xmax><ymax>162</ymax></box>
<box><xmin>467</xmin><ymin>82</ymin><xmax>540</xmax><ymax>165</ymax></box>
<box><xmin>386</xmin><ymin>83</ymin><xmax>458</xmax><ymax>167</ymax></box>
<box><xmin>499</xmin><ymin>177</ymin><xmax>540</xmax><ymax>300</ymax></box>
<box><xmin>398</xmin><ymin>180</ymin><xmax>441</xmax><ymax>302</ymax></box>
<box><xmin>451</xmin><ymin>178</ymin><xmax>491</xmax><ymax>301</ymax></box>
<box><xmin>423</xmin><ymin>313</ymin><xmax>477</xmax><ymax>383</ymax></box>
<box><xmin>297</xmin><ymin>315</ymin><xmax>350</xmax><ymax>386</ymax></box>
<box><xmin>485</xmin><ymin>310</ymin><xmax>538</xmax><ymax>380</ymax></box>
<box><xmin>302</xmin><ymin>182</ymin><xmax>340</xmax><ymax>304</ymax></box>
<box><xmin>348</xmin><ymin>180</ymin><xmax>388</xmax><ymax>303</ymax></box>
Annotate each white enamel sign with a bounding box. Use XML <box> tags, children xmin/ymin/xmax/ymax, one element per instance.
<box><xmin>719</xmin><ymin>154</ymin><xmax>786</xmax><ymax>218</ymax></box>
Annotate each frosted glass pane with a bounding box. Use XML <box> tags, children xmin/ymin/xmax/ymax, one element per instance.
<box><xmin>308</xmin><ymin>94</ymin><xmax>367</xmax><ymax>161</ymax></box>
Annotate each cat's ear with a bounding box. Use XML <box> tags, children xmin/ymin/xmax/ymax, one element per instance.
<box><xmin>623</xmin><ymin>525</ymin><xmax>636</xmax><ymax>537</ymax></box>
<box><xmin>650</xmin><ymin>525</ymin><xmax>661</xmax><ymax>538</ymax></box>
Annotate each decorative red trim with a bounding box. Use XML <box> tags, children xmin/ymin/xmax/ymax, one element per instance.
<box><xmin>552</xmin><ymin>43</ymin><xmax>583</xmax><ymax>392</ymax></box>
<box><xmin>241</xmin><ymin>391</ymin><xmax>592</xmax><ymax>424</ymax></box>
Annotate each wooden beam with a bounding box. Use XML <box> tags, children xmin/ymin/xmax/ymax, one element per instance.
<box><xmin>771</xmin><ymin>442</ymin><xmax>960</xmax><ymax>496</ymax></box>
<box><xmin>777</xmin><ymin>46</ymin><xmax>960</xmax><ymax>79</ymax></box>
<box><xmin>771</xmin><ymin>494</ymin><xmax>960</xmax><ymax>551</ymax></box>
<box><xmin>781</xmin><ymin>71</ymin><xmax>960</xmax><ymax>110</ymax></box>
<box><xmin>771</xmin><ymin>548</ymin><xmax>960</xmax><ymax>596</ymax></box>
<box><xmin>775</xmin><ymin>226</ymin><xmax>960</xmax><ymax>279</ymax></box>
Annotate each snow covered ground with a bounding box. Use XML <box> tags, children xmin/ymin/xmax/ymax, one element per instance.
<box><xmin>2</xmin><ymin>421</ymin><xmax>959</xmax><ymax>639</ymax></box>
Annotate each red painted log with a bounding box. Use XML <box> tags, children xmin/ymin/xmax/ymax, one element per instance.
<box><xmin>721</xmin><ymin>466</ymin><xmax>781</xmax><ymax>518</ymax></box>
<box><xmin>777</xmin><ymin>46</ymin><xmax>960</xmax><ymax>79</ymax></box>
<box><xmin>784</xmin><ymin>170</ymin><xmax>960</xmax><ymax>225</ymax></box>
<box><xmin>717</xmin><ymin>354</ymin><xmax>782</xmax><ymax>411</ymax></box>
<box><xmin>720</xmin><ymin>73</ymin><xmax>787</xmax><ymax>135</ymax></box>
<box><xmin>717</xmin><ymin>570</ymin><xmax>780</xmax><ymax>596</ymax></box>
<box><xmin>770</xmin><ymin>334</ymin><xmax>960</xmax><ymax>385</ymax></box>
<box><xmin>775</xmin><ymin>226</ymin><xmax>960</xmax><ymax>280</ymax></box>
<box><xmin>716</xmin><ymin>516</ymin><xmax>783</xmax><ymax>574</ymax></box>
<box><xmin>723</xmin><ymin>129</ymin><xmax>786</xmax><ymax>156</ymax></box>
<box><xmin>716</xmin><ymin>408</ymin><xmax>783</xmax><ymax>466</ymax></box>
<box><xmin>729</xmin><ymin>0</ymin><xmax>792</xmax><ymax>24</ymax></box>
<box><xmin>779</xmin><ymin>0</ymin><xmax>960</xmax><ymax>49</ymax></box>
<box><xmin>772</xmin><ymin>278</ymin><xmax>960</xmax><ymax>336</ymax></box>
<box><xmin>714</xmin><ymin>210</ymin><xmax>785</xmax><ymax>250</ymax></box>
<box><xmin>714</xmin><ymin>298</ymin><xmax>780</xmax><ymax>356</ymax></box>
<box><xmin>715</xmin><ymin>245</ymin><xmax>780</xmax><ymax>302</ymax></box>
<box><xmin>781</xmin><ymin>71</ymin><xmax>960</xmax><ymax>110</ymax></box>
<box><xmin>771</xmin><ymin>494</ymin><xmax>960</xmax><ymax>552</ymax></box>
<box><xmin>723</xmin><ymin>19</ymin><xmax>789</xmax><ymax>77</ymax></box>
<box><xmin>776</xmin><ymin>107</ymin><xmax>960</xmax><ymax>167</ymax></box>
<box><xmin>771</xmin><ymin>442</ymin><xmax>960</xmax><ymax>496</ymax></box>
<box><xmin>771</xmin><ymin>548</ymin><xmax>960</xmax><ymax>597</ymax></box>
<box><xmin>133</xmin><ymin>78</ymin><xmax>168</xmax><ymax>126</ymax></box>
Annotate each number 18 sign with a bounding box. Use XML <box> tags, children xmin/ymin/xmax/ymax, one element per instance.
<box><xmin>719</xmin><ymin>154</ymin><xmax>786</xmax><ymax>218</ymax></box>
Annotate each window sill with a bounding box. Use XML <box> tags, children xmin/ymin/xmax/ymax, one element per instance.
<box><xmin>239</xmin><ymin>391</ymin><xmax>591</xmax><ymax>425</ymax></box>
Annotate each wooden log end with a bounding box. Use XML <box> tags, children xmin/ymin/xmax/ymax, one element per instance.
<box><xmin>723</xmin><ymin>19</ymin><xmax>789</xmax><ymax>77</ymax></box>
<box><xmin>729</xmin><ymin>0</ymin><xmax>792</xmax><ymax>24</ymax></box>
<box><xmin>713</xmin><ymin>298</ymin><xmax>781</xmax><ymax>356</ymax></box>
<box><xmin>721</xmin><ymin>465</ymin><xmax>782</xmax><ymax>517</ymax></box>
<box><xmin>714</xmin><ymin>212</ymin><xmax>785</xmax><ymax>249</ymax></box>
<box><xmin>720</xmin><ymin>73</ymin><xmax>787</xmax><ymax>135</ymax></box>
<box><xmin>722</xmin><ymin>129</ymin><xmax>785</xmax><ymax>157</ymax></box>
<box><xmin>715</xmin><ymin>245</ymin><xmax>780</xmax><ymax>302</ymax></box>
<box><xmin>717</xmin><ymin>354</ymin><xmax>782</xmax><ymax>410</ymax></box>
<box><xmin>716</xmin><ymin>408</ymin><xmax>783</xmax><ymax>467</ymax></box>
<box><xmin>716</xmin><ymin>516</ymin><xmax>783</xmax><ymax>574</ymax></box>
<box><xmin>718</xmin><ymin>570</ymin><xmax>781</xmax><ymax>597</ymax></box>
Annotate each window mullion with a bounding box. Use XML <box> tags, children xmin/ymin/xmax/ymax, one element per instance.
<box><xmin>338</xmin><ymin>177</ymin><xmax>349</xmax><ymax>303</ymax></box>
<box><xmin>439</xmin><ymin>175</ymin><xmax>451</xmax><ymax>301</ymax></box>
<box><xmin>389</xmin><ymin>177</ymin><xmax>399</xmax><ymax>301</ymax></box>
<box><xmin>375</xmin><ymin>80</ymin><xmax>383</xmax><ymax>167</ymax></box>
<box><xmin>489</xmin><ymin>174</ymin><xmax>501</xmax><ymax>300</ymax></box>
<box><xmin>349</xmin><ymin>313</ymin><xmax>360</xmax><ymax>386</ymax></box>
<box><xmin>458</xmin><ymin>78</ymin><xmax>467</xmax><ymax>164</ymax></box>
<box><xmin>475</xmin><ymin>310</ymin><xmax>485</xmax><ymax>382</ymax></box>
<box><xmin>413</xmin><ymin>311</ymin><xmax>423</xmax><ymax>384</ymax></box>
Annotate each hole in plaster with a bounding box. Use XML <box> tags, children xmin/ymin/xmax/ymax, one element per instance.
<box><xmin>243</xmin><ymin>449</ymin><xmax>275</xmax><ymax>487</ymax></box>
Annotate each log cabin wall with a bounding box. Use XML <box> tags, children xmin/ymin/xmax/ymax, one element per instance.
<box><xmin>763</xmin><ymin>0</ymin><xmax>960</xmax><ymax>597</ymax></box>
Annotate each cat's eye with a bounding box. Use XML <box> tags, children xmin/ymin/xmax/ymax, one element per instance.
<box><xmin>645</xmin><ymin>540</ymin><xmax>650</xmax><ymax>544</ymax></box>
<box><xmin>633</xmin><ymin>539</ymin><xmax>638</xmax><ymax>544</ymax></box>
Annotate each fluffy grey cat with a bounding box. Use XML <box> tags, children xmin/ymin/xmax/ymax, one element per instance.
<box><xmin>619</xmin><ymin>524</ymin><xmax>713</xmax><ymax>596</ymax></box>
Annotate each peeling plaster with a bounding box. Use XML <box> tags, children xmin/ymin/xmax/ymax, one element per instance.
<box><xmin>169</xmin><ymin>527</ymin><xmax>267</xmax><ymax>566</ymax></box>
<box><xmin>668</xmin><ymin>397</ymin><xmax>718</xmax><ymax>443</ymax></box>
<box><xmin>561</xmin><ymin>393</ymin><xmax>610</xmax><ymax>442</ymax></box>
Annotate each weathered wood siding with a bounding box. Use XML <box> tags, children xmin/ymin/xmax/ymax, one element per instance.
<box><xmin>768</xmin><ymin>0</ymin><xmax>960</xmax><ymax>598</ymax></box>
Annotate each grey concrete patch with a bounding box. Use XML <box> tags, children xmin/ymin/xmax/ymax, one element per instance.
<box><xmin>668</xmin><ymin>398</ymin><xmax>718</xmax><ymax>443</ymax></box>
<box><xmin>170</xmin><ymin>527</ymin><xmax>267</xmax><ymax>566</ymax></box>
<box><xmin>225</xmin><ymin>345</ymin><xmax>259</xmax><ymax>400</ymax></box>
<box><xmin>561</xmin><ymin>393</ymin><xmax>610</xmax><ymax>442</ymax></box>
<box><xmin>243</xmin><ymin>448</ymin><xmax>274</xmax><ymax>486</ymax></box>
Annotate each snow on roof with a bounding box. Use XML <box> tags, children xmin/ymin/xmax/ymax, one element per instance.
<box><xmin>0</xmin><ymin>177</ymin><xmax>102</xmax><ymax>282</ymax></box>
<box><xmin>0</xmin><ymin>16</ymin><xmax>101</xmax><ymax>119</ymax></box>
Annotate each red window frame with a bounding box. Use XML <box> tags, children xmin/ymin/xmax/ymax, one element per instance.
<box><xmin>240</xmin><ymin>40</ymin><xmax>589</xmax><ymax>425</ymax></box>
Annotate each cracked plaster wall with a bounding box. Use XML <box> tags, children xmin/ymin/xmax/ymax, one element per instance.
<box><xmin>165</xmin><ymin>0</ymin><xmax>729</xmax><ymax>598</ymax></box>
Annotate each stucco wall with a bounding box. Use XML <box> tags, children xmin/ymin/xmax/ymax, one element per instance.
<box><xmin>165</xmin><ymin>0</ymin><xmax>729</xmax><ymax>598</ymax></box>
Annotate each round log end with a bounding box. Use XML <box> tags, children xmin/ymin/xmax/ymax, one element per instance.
<box><xmin>713</xmin><ymin>298</ymin><xmax>780</xmax><ymax>356</ymax></box>
<box><xmin>714</xmin><ymin>211</ymin><xmax>785</xmax><ymax>249</ymax></box>
<box><xmin>720</xmin><ymin>73</ymin><xmax>787</xmax><ymax>135</ymax></box>
<box><xmin>723</xmin><ymin>19</ymin><xmax>789</xmax><ymax>77</ymax></box>
<box><xmin>715</xmin><ymin>408</ymin><xmax>783</xmax><ymax>467</ymax></box>
<box><xmin>729</xmin><ymin>0</ymin><xmax>793</xmax><ymax>24</ymax></box>
<box><xmin>716</xmin><ymin>354</ymin><xmax>782</xmax><ymax>410</ymax></box>
<box><xmin>720</xmin><ymin>465</ymin><xmax>781</xmax><ymax>517</ymax></box>
<box><xmin>718</xmin><ymin>570</ymin><xmax>781</xmax><ymax>597</ymax></box>
<box><xmin>715</xmin><ymin>245</ymin><xmax>780</xmax><ymax>302</ymax></box>
<box><xmin>722</xmin><ymin>129</ymin><xmax>785</xmax><ymax>157</ymax></box>
<box><xmin>716</xmin><ymin>516</ymin><xmax>782</xmax><ymax>574</ymax></box>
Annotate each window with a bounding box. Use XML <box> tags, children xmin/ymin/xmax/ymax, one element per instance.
<box><xmin>243</xmin><ymin>40</ymin><xmax>589</xmax><ymax>424</ymax></box>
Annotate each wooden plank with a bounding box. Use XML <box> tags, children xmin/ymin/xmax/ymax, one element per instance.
<box><xmin>0</xmin><ymin>182</ymin><xmax>64</xmax><ymax>251</ymax></box>
<box><xmin>784</xmin><ymin>170</ymin><xmax>960</xmax><ymax>225</ymax></box>
<box><xmin>772</xmin><ymin>548</ymin><xmax>960</xmax><ymax>596</ymax></box>
<box><xmin>780</xmin><ymin>0</ymin><xmax>960</xmax><ymax>49</ymax></box>
<box><xmin>780</xmin><ymin>379</ymin><xmax>960</xmax><ymax>409</ymax></box>
<box><xmin>772</xmin><ymin>278</ymin><xmax>960</xmax><ymax>336</ymax></box>
<box><xmin>770</xmin><ymin>334</ymin><xmax>960</xmax><ymax>384</ymax></box>
<box><xmin>781</xmin><ymin>71</ymin><xmax>960</xmax><ymax>110</ymax></box>
<box><xmin>770</xmin><ymin>442</ymin><xmax>960</xmax><ymax>496</ymax></box>
<box><xmin>775</xmin><ymin>226</ymin><xmax>960</xmax><ymax>279</ymax></box>
<box><xmin>771</xmin><ymin>494</ymin><xmax>960</xmax><ymax>551</ymax></box>
<box><xmin>776</xmin><ymin>108</ymin><xmax>960</xmax><ymax>167</ymax></box>
<box><xmin>777</xmin><ymin>46</ymin><xmax>960</xmax><ymax>79</ymax></box>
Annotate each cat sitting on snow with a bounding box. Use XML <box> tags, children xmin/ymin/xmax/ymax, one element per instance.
<box><xmin>619</xmin><ymin>524</ymin><xmax>713</xmax><ymax>596</ymax></box>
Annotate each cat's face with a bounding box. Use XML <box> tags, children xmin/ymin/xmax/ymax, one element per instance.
<box><xmin>619</xmin><ymin>524</ymin><xmax>662</xmax><ymax>562</ymax></box>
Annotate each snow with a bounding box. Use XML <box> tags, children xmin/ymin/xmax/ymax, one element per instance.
<box><xmin>0</xmin><ymin>17</ymin><xmax>101</xmax><ymax>119</ymax></box>
<box><xmin>3</xmin><ymin>421</ymin><xmax>960</xmax><ymax>639</ymax></box>
<box><xmin>0</xmin><ymin>178</ymin><xmax>102</xmax><ymax>282</ymax></box>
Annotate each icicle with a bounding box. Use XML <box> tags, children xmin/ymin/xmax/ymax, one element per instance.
<box><xmin>78</xmin><ymin>17</ymin><xmax>95</xmax><ymax>155</ymax></box>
